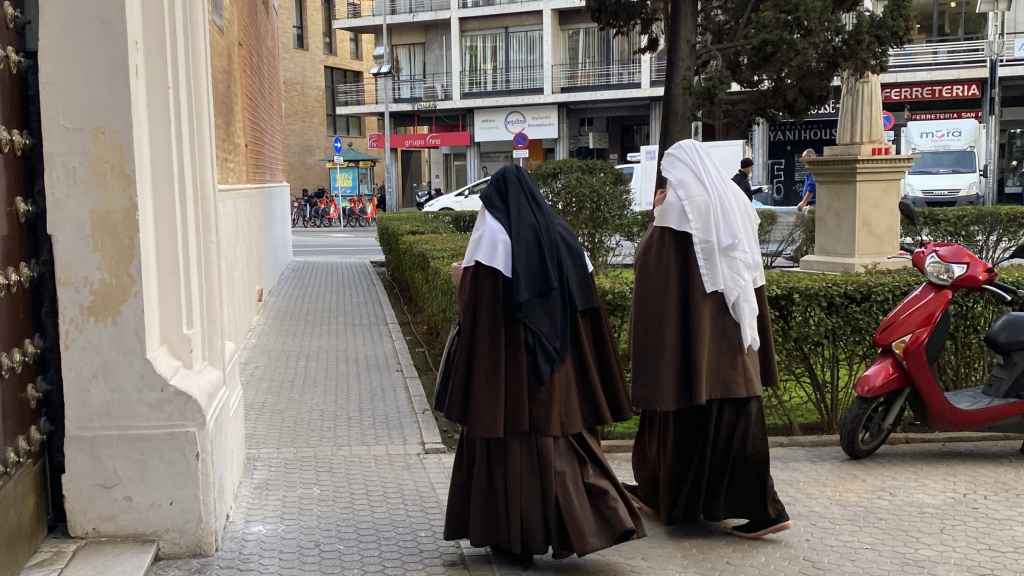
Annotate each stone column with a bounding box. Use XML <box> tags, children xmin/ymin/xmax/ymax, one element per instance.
<box><xmin>799</xmin><ymin>72</ymin><xmax>914</xmax><ymax>274</ymax></box>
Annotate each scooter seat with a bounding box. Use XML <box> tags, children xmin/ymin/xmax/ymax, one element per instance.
<box><xmin>985</xmin><ymin>312</ymin><xmax>1024</xmax><ymax>355</ymax></box>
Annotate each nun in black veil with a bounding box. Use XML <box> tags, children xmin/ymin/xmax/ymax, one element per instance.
<box><xmin>437</xmin><ymin>165</ymin><xmax>645</xmax><ymax>562</ymax></box>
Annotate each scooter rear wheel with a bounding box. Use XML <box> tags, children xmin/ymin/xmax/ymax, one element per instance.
<box><xmin>840</xmin><ymin>392</ymin><xmax>906</xmax><ymax>460</ymax></box>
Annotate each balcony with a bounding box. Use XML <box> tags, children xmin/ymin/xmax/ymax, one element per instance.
<box><xmin>392</xmin><ymin>73</ymin><xmax>453</xmax><ymax>102</ymax></box>
<box><xmin>887</xmin><ymin>36</ymin><xmax>987</xmax><ymax>71</ymax></box>
<box><xmin>343</xmin><ymin>0</ymin><xmax>448</xmax><ymax>18</ymax></box>
<box><xmin>335</xmin><ymin>73</ymin><xmax>453</xmax><ymax>108</ymax></box>
<box><xmin>652</xmin><ymin>57</ymin><xmax>665</xmax><ymax>84</ymax></box>
<box><xmin>555</xmin><ymin>62</ymin><xmax>641</xmax><ymax>92</ymax></box>
<box><xmin>458</xmin><ymin>0</ymin><xmax>537</xmax><ymax>7</ymax></box>
<box><xmin>461</xmin><ymin>66</ymin><xmax>544</xmax><ymax>98</ymax></box>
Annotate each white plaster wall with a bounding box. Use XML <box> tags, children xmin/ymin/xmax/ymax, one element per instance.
<box><xmin>217</xmin><ymin>183</ymin><xmax>292</xmax><ymax>359</ymax></box>
<box><xmin>38</xmin><ymin>0</ymin><xmax>251</xmax><ymax>558</ymax></box>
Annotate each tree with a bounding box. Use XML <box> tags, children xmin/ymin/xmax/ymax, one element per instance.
<box><xmin>586</xmin><ymin>0</ymin><xmax>915</xmax><ymax>149</ymax></box>
<box><xmin>532</xmin><ymin>159</ymin><xmax>634</xmax><ymax>270</ymax></box>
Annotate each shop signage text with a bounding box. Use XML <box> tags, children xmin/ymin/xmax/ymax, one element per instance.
<box><xmin>906</xmin><ymin>110</ymin><xmax>982</xmax><ymax>121</ymax></box>
<box><xmin>367</xmin><ymin>131</ymin><xmax>470</xmax><ymax>149</ymax></box>
<box><xmin>474</xmin><ymin>105</ymin><xmax>558</xmax><ymax>142</ymax></box>
<box><xmin>882</xmin><ymin>81</ymin><xmax>982</xmax><ymax>103</ymax></box>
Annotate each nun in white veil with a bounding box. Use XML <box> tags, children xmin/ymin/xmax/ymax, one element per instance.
<box><xmin>629</xmin><ymin>140</ymin><xmax>791</xmax><ymax>539</ymax></box>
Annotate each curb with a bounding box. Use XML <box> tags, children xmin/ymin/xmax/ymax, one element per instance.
<box><xmin>366</xmin><ymin>262</ymin><xmax>447</xmax><ymax>455</ymax></box>
<box><xmin>601</xmin><ymin>432</ymin><xmax>1024</xmax><ymax>453</ymax></box>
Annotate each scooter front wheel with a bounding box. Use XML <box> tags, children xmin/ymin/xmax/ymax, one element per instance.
<box><xmin>840</xmin><ymin>392</ymin><xmax>907</xmax><ymax>460</ymax></box>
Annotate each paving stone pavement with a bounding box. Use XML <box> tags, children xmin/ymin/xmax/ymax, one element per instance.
<box><xmin>149</xmin><ymin>258</ymin><xmax>469</xmax><ymax>576</ymax></box>
<box><xmin>150</xmin><ymin>233</ymin><xmax>1024</xmax><ymax>576</ymax></box>
<box><xmin>425</xmin><ymin>441</ymin><xmax>1024</xmax><ymax>576</ymax></box>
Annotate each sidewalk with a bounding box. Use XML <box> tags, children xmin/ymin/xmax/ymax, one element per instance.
<box><xmin>148</xmin><ymin>232</ymin><xmax>1024</xmax><ymax>576</ymax></box>
<box><xmin>149</xmin><ymin>258</ymin><xmax>471</xmax><ymax>576</ymax></box>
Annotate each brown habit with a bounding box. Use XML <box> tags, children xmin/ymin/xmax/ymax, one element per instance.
<box><xmin>630</xmin><ymin>225</ymin><xmax>787</xmax><ymax>524</ymax></box>
<box><xmin>441</xmin><ymin>264</ymin><xmax>645</xmax><ymax>558</ymax></box>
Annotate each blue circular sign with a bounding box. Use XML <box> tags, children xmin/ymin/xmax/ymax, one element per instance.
<box><xmin>512</xmin><ymin>131</ymin><xmax>529</xmax><ymax>149</ymax></box>
<box><xmin>882</xmin><ymin>110</ymin><xmax>895</xmax><ymax>131</ymax></box>
<box><xmin>333</xmin><ymin>136</ymin><xmax>343</xmax><ymax>154</ymax></box>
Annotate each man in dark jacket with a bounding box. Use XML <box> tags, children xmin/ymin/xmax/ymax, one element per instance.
<box><xmin>732</xmin><ymin>158</ymin><xmax>755</xmax><ymax>201</ymax></box>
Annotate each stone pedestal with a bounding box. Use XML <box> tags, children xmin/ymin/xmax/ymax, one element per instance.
<box><xmin>799</xmin><ymin>153</ymin><xmax>915</xmax><ymax>274</ymax></box>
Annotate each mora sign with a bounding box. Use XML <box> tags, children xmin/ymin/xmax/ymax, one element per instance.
<box><xmin>367</xmin><ymin>131</ymin><xmax>471</xmax><ymax>149</ymax></box>
<box><xmin>882</xmin><ymin>81</ymin><xmax>982</xmax><ymax>103</ymax></box>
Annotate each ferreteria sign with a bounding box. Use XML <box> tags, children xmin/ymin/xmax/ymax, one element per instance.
<box><xmin>882</xmin><ymin>81</ymin><xmax>983</xmax><ymax>103</ymax></box>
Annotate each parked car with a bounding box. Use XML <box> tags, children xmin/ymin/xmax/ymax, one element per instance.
<box><xmin>424</xmin><ymin>164</ymin><xmax>644</xmax><ymax>213</ymax></box>
<box><xmin>422</xmin><ymin>177</ymin><xmax>490</xmax><ymax>212</ymax></box>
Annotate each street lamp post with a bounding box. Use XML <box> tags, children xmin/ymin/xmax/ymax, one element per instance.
<box><xmin>371</xmin><ymin>21</ymin><xmax>394</xmax><ymax>211</ymax></box>
<box><xmin>978</xmin><ymin>0</ymin><xmax>1013</xmax><ymax>206</ymax></box>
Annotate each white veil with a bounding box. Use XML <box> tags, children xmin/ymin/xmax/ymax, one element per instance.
<box><xmin>653</xmin><ymin>139</ymin><xmax>766</xmax><ymax>351</ymax></box>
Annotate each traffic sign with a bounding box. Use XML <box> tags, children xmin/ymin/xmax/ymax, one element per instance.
<box><xmin>513</xmin><ymin>149</ymin><xmax>529</xmax><ymax>159</ymax></box>
<box><xmin>882</xmin><ymin>110</ymin><xmax>896</xmax><ymax>131</ymax></box>
<box><xmin>512</xmin><ymin>131</ymin><xmax>529</xmax><ymax>150</ymax></box>
<box><xmin>333</xmin><ymin>136</ymin><xmax>343</xmax><ymax>154</ymax></box>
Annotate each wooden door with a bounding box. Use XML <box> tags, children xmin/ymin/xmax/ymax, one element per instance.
<box><xmin>0</xmin><ymin>1</ymin><xmax>59</xmax><ymax>574</ymax></box>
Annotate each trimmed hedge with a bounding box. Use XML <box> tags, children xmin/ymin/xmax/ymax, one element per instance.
<box><xmin>379</xmin><ymin>210</ymin><xmax>1024</xmax><ymax>434</ymax></box>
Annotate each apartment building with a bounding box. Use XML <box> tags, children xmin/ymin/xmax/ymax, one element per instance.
<box><xmin>333</xmin><ymin>0</ymin><xmax>1024</xmax><ymax>207</ymax></box>
<box><xmin>281</xmin><ymin>0</ymin><xmax>383</xmax><ymax>197</ymax></box>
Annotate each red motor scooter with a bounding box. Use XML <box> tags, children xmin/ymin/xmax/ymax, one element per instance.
<box><xmin>839</xmin><ymin>201</ymin><xmax>1024</xmax><ymax>459</ymax></box>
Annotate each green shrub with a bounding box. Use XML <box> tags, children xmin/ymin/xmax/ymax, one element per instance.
<box><xmin>903</xmin><ymin>206</ymin><xmax>1024</xmax><ymax>264</ymax></box>
<box><xmin>379</xmin><ymin>208</ymin><xmax>1024</xmax><ymax>435</ymax></box>
<box><xmin>532</xmin><ymin>159</ymin><xmax>634</xmax><ymax>270</ymax></box>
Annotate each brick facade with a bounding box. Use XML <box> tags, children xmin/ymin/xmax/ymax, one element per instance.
<box><xmin>210</xmin><ymin>0</ymin><xmax>287</xmax><ymax>185</ymax></box>
<box><xmin>277</xmin><ymin>0</ymin><xmax>381</xmax><ymax>196</ymax></box>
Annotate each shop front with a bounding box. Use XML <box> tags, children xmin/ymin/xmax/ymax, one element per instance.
<box><xmin>765</xmin><ymin>117</ymin><xmax>838</xmax><ymax>206</ymax></box>
<box><xmin>473</xmin><ymin>105</ymin><xmax>558</xmax><ymax>176</ymax></box>
<box><xmin>368</xmin><ymin>129</ymin><xmax>472</xmax><ymax>208</ymax></box>
<box><xmin>564</xmin><ymin>103</ymin><xmax>651</xmax><ymax>164</ymax></box>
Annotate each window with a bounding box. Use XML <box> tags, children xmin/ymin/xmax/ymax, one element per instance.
<box><xmin>350</xmin><ymin>32</ymin><xmax>362</xmax><ymax>60</ymax></box>
<box><xmin>391</xmin><ymin>43</ymin><xmax>425</xmax><ymax>99</ymax></box>
<box><xmin>326</xmin><ymin>67</ymin><xmax>364</xmax><ymax>136</ymax></box>
<box><xmin>461</xmin><ymin>28</ymin><xmax>541</xmax><ymax>93</ymax></box>
<box><xmin>323</xmin><ymin>0</ymin><xmax>336</xmax><ymax>55</ymax></box>
<box><xmin>904</xmin><ymin>0</ymin><xmax>986</xmax><ymax>42</ymax></box>
<box><xmin>293</xmin><ymin>0</ymin><xmax>306</xmax><ymax>49</ymax></box>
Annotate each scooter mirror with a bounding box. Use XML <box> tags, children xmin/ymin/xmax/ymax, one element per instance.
<box><xmin>898</xmin><ymin>199</ymin><xmax>919</xmax><ymax>227</ymax></box>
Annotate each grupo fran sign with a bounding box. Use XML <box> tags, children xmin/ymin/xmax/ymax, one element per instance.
<box><xmin>367</xmin><ymin>131</ymin><xmax>471</xmax><ymax>149</ymax></box>
<box><xmin>882</xmin><ymin>81</ymin><xmax>982</xmax><ymax>103</ymax></box>
<box><xmin>473</xmin><ymin>105</ymin><xmax>558</xmax><ymax>142</ymax></box>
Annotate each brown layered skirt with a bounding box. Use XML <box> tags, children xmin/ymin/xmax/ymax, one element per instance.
<box><xmin>631</xmin><ymin>399</ymin><xmax>786</xmax><ymax>524</ymax></box>
<box><xmin>442</xmin><ymin>264</ymin><xmax>644</xmax><ymax>557</ymax></box>
<box><xmin>630</xmin><ymin>226</ymin><xmax>787</xmax><ymax>525</ymax></box>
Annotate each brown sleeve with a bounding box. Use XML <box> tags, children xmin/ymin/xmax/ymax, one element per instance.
<box><xmin>440</xmin><ymin>264</ymin><xmax>517</xmax><ymax>437</ymax></box>
<box><xmin>755</xmin><ymin>286</ymin><xmax>780</xmax><ymax>389</ymax></box>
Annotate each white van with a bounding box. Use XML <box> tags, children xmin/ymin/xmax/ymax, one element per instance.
<box><xmin>901</xmin><ymin>119</ymin><xmax>986</xmax><ymax>207</ymax></box>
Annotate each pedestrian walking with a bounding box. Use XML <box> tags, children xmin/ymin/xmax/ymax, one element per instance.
<box><xmin>796</xmin><ymin>148</ymin><xmax>817</xmax><ymax>213</ymax></box>
<box><xmin>732</xmin><ymin>157</ymin><xmax>755</xmax><ymax>201</ymax></box>
<box><xmin>437</xmin><ymin>165</ymin><xmax>645</xmax><ymax>564</ymax></box>
<box><xmin>629</xmin><ymin>140</ymin><xmax>791</xmax><ymax>539</ymax></box>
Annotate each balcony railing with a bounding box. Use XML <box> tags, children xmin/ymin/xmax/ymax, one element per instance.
<box><xmin>887</xmin><ymin>37</ymin><xmax>987</xmax><ymax>71</ymax></box>
<box><xmin>344</xmin><ymin>0</ymin><xmax>449</xmax><ymax>18</ymax></box>
<box><xmin>461</xmin><ymin>66</ymin><xmax>544</xmax><ymax>97</ymax></box>
<box><xmin>459</xmin><ymin>0</ymin><xmax>537</xmax><ymax>7</ymax></box>
<box><xmin>336</xmin><ymin>78</ymin><xmax>375</xmax><ymax>106</ymax></box>
<box><xmin>335</xmin><ymin>73</ymin><xmax>452</xmax><ymax>107</ymax></box>
<box><xmin>652</xmin><ymin>57</ymin><xmax>666</xmax><ymax>84</ymax></box>
<box><xmin>555</xmin><ymin>62</ymin><xmax>641</xmax><ymax>91</ymax></box>
<box><xmin>392</xmin><ymin>73</ymin><xmax>453</xmax><ymax>102</ymax></box>
<box><xmin>1002</xmin><ymin>33</ymin><xmax>1024</xmax><ymax>66</ymax></box>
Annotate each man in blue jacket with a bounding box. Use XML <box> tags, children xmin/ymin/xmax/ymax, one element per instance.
<box><xmin>796</xmin><ymin>149</ymin><xmax>817</xmax><ymax>213</ymax></box>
